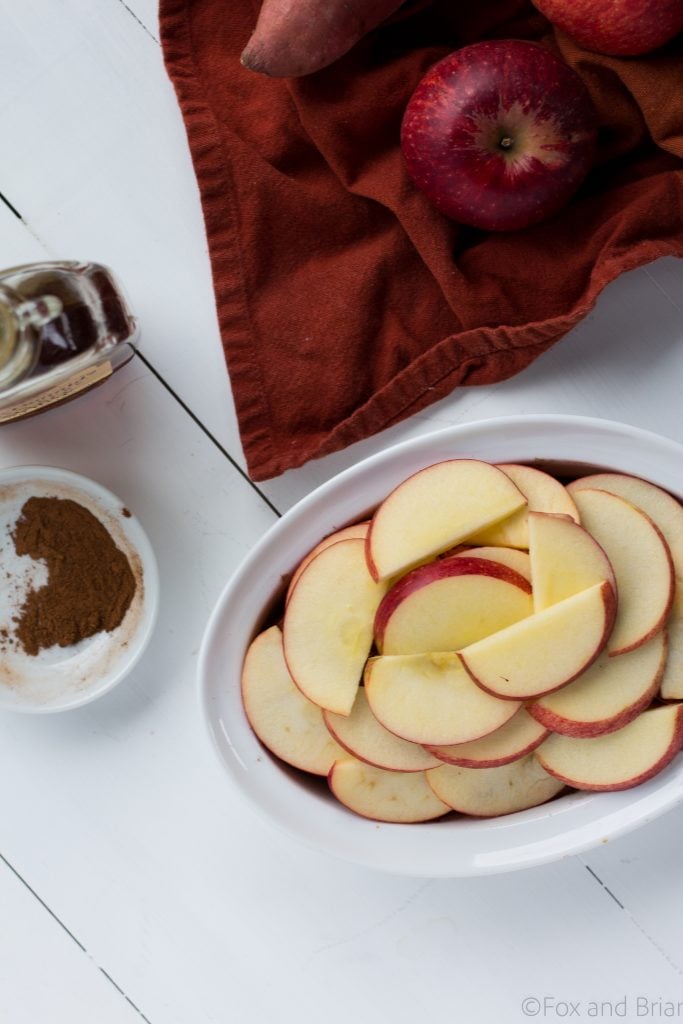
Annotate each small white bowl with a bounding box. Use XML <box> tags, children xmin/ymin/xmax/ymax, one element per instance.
<box><xmin>0</xmin><ymin>465</ymin><xmax>158</xmax><ymax>713</ymax></box>
<box><xmin>199</xmin><ymin>415</ymin><xmax>683</xmax><ymax>876</ymax></box>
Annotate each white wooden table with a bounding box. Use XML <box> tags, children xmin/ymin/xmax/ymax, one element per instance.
<box><xmin>2</xmin><ymin>3</ymin><xmax>683</xmax><ymax>1022</ymax></box>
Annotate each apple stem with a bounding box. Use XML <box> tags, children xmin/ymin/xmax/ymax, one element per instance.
<box><xmin>499</xmin><ymin>135</ymin><xmax>514</xmax><ymax>151</ymax></box>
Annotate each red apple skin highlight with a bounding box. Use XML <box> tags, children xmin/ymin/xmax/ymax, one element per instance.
<box><xmin>373</xmin><ymin>555</ymin><xmax>532</xmax><ymax>649</ymax></box>
<box><xmin>528</xmin><ymin>674</ymin><xmax>661</xmax><ymax>738</ymax></box>
<box><xmin>424</xmin><ymin>729</ymin><xmax>549</xmax><ymax>768</ymax></box>
<box><xmin>537</xmin><ymin>706</ymin><xmax>683</xmax><ymax>791</ymax></box>
<box><xmin>531</xmin><ymin>0</ymin><xmax>683</xmax><ymax>56</ymax></box>
<box><xmin>400</xmin><ymin>40</ymin><xmax>597</xmax><ymax>232</ymax></box>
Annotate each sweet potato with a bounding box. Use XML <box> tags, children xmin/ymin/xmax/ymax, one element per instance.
<box><xmin>241</xmin><ymin>0</ymin><xmax>406</xmax><ymax>77</ymax></box>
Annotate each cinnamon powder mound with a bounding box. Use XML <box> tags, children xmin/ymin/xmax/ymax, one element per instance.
<box><xmin>12</xmin><ymin>496</ymin><xmax>136</xmax><ymax>656</ymax></box>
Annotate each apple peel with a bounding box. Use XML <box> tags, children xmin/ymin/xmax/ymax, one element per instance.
<box><xmin>323</xmin><ymin>688</ymin><xmax>442</xmax><ymax>772</ymax></box>
<box><xmin>459</xmin><ymin>581</ymin><xmax>616</xmax><ymax>700</ymax></box>
<box><xmin>374</xmin><ymin>554</ymin><xmax>532</xmax><ymax>656</ymax></box>
<box><xmin>241</xmin><ymin>625</ymin><xmax>346</xmax><ymax>775</ymax></box>
<box><xmin>426</xmin><ymin>755</ymin><xmax>565</xmax><ymax>817</ymax></box>
<box><xmin>284</xmin><ymin>537</ymin><xmax>389</xmax><ymax>715</ymax></box>
<box><xmin>569</xmin><ymin>487</ymin><xmax>674</xmax><ymax>656</ymax></box>
<box><xmin>536</xmin><ymin>705</ymin><xmax>683</xmax><ymax>791</ymax></box>
<box><xmin>328</xmin><ymin>757</ymin><xmax>450</xmax><ymax>823</ymax></box>
<box><xmin>426</xmin><ymin>707</ymin><xmax>549</xmax><ymax>768</ymax></box>
<box><xmin>366</xmin><ymin>459</ymin><xmax>526</xmax><ymax>581</ymax></box>
<box><xmin>529</xmin><ymin>630</ymin><xmax>667</xmax><ymax>738</ymax></box>
<box><xmin>529</xmin><ymin>510</ymin><xmax>615</xmax><ymax>613</ymax></box>
<box><xmin>468</xmin><ymin>463</ymin><xmax>579</xmax><ymax>549</ymax></box>
<box><xmin>286</xmin><ymin>522</ymin><xmax>369</xmax><ymax>604</ymax></box>
<box><xmin>365</xmin><ymin>651</ymin><xmax>521</xmax><ymax>746</ymax></box>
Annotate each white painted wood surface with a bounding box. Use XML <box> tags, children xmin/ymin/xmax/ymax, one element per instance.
<box><xmin>1</xmin><ymin>3</ymin><xmax>683</xmax><ymax>1021</ymax></box>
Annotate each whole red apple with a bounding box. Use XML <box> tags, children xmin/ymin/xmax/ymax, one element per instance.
<box><xmin>531</xmin><ymin>0</ymin><xmax>683</xmax><ymax>56</ymax></box>
<box><xmin>400</xmin><ymin>40</ymin><xmax>597</xmax><ymax>232</ymax></box>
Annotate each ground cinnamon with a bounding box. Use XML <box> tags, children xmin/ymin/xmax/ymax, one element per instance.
<box><xmin>12</xmin><ymin>496</ymin><xmax>136</xmax><ymax>656</ymax></box>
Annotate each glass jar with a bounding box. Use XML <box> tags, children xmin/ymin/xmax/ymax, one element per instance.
<box><xmin>0</xmin><ymin>261</ymin><xmax>138</xmax><ymax>423</ymax></box>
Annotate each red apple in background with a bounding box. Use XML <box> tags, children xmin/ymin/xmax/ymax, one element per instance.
<box><xmin>531</xmin><ymin>0</ymin><xmax>683</xmax><ymax>56</ymax></box>
<box><xmin>400</xmin><ymin>40</ymin><xmax>597</xmax><ymax>232</ymax></box>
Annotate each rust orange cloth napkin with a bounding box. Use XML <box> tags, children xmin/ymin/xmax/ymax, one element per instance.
<box><xmin>160</xmin><ymin>0</ymin><xmax>683</xmax><ymax>480</ymax></box>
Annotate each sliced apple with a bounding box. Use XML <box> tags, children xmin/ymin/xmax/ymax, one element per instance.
<box><xmin>569</xmin><ymin>472</ymin><xmax>683</xmax><ymax>689</ymax></box>
<box><xmin>426</xmin><ymin>755</ymin><xmax>565</xmax><ymax>817</ymax></box>
<box><xmin>283</xmin><ymin>537</ymin><xmax>389</xmax><ymax>716</ymax></box>
<box><xmin>286</xmin><ymin>522</ymin><xmax>369</xmax><ymax>604</ymax></box>
<box><xmin>375</xmin><ymin>555</ymin><xmax>532</xmax><ymax>656</ymax></box>
<box><xmin>569</xmin><ymin>488</ymin><xmax>674</xmax><ymax>655</ymax></box>
<box><xmin>528</xmin><ymin>511</ymin><xmax>615</xmax><ymax>613</ymax></box>
<box><xmin>452</xmin><ymin>545</ymin><xmax>531</xmax><ymax>582</ymax></box>
<box><xmin>569</xmin><ymin>473</ymin><xmax>683</xmax><ymax>572</ymax></box>
<box><xmin>328</xmin><ymin>757</ymin><xmax>450</xmax><ymax>823</ymax></box>
<box><xmin>426</xmin><ymin>708</ymin><xmax>549</xmax><ymax>767</ymax></box>
<box><xmin>364</xmin><ymin>651</ymin><xmax>520</xmax><ymax>746</ymax></box>
<box><xmin>459</xmin><ymin>581</ymin><xmax>616</xmax><ymax>700</ymax></box>
<box><xmin>366</xmin><ymin>459</ymin><xmax>526</xmax><ymax>581</ymax></box>
<box><xmin>536</xmin><ymin>704</ymin><xmax>683</xmax><ymax>791</ymax></box>
<box><xmin>467</xmin><ymin>463</ymin><xmax>579</xmax><ymax>549</ymax></box>
<box><xmin>241</xmin><ymin>625</ymin><xmax>345</xmax><ymax>774</ymax></box>
<box><xmin>529</xmin><ymin>630</ymin><xmax>667</xmax><ymax>738</ymax></box>
<box><xmin>323</xmin><ymin>688</ymin><xmax>442</xmax><ymax>772</ymax></box>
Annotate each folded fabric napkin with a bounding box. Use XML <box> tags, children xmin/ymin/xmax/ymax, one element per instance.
<box><xmin>160</xmin><ymin>0</ymin><xmax>683</xmax><ymax>480</ymax></box>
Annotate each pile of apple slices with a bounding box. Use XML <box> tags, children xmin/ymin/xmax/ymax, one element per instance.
<box><xmin>241</xmin><ymin>460</ymin><xmax>683</xmax><ymax>824</ymax></box>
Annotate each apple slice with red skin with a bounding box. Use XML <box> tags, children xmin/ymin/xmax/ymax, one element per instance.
<box><xmin>452</xmin><ymin>545</ymin><xmax>531</xmax><ymax>582</ymax></box>
<box><xmin>530</xmin><ymin>0</ymin><xmax>683</xmax><ymax>56</ymax></box>
<box><xmin>528</xmin><ymin>510</ymin><xmax>615</xmax><ymax>613</ymax></box>
<box><xmin>286</xmin><ymin>522</ymin><xmax>369</xmax><ymax>604</ymax></box>
<box><xmin>460</xmin><ymin>581</ymin><xmax>616</xmax><ymax>700</ymax></box>
<box><xmin>568</xmin><ymin>487</ymin><xmax>674</xmax><ymax>656</ymax></box>
<box><xmin>364</xmin><ymin>651</ymin><xmax>520</xmax><ymax>746</ymax></box>
<box><xmin>374</xmin><ymin>555</ymin><xmax>532</xmax><ymax>656</ymax></box>
<box><xmin>401</xmin><ymin>40</ymin><xmax>597</xmax><ymax>232</ymax></box>
<box><xmin>283</xmin><ymin>537</ymin><xmax>389</xmax><ymax>716</ymax></box>
<box><xmin>323</xmin><ymin>688</ymin><xmax>442</xmax><ymax>772</ymax></box>
<box><xmin>328</xmin><ymin>757</ymin><xmax>450</xmax><ymax>823</ymax></box>
<box><xmin>528</xmin><ymin>630</ymin><xmax>667</xmax><ymax>738</ymax></box>
<box><xmin>426</xmin><ymin>755</ymin><xmax>565</xmax><ymax>817</ymax></box>
<box><xmin>241</xmin><ymin>625</ymin><xmax>345</xmax><ymax>775</ymax></box>
<box><xmin>366</xmin><ymin>459</ymin><xmax>526</xmax><ymax>582</ymax></box>
<box><xmin>569</xmin><ymin>473</ymin><xmax>683</xmax><ymax>573</ymax></box>
<box><xmin>468</xmin><ymin>464</ymin><xmax>579</xmax><ymax>549</ymax></box>
<box><xmin>536</xmin><ymin>704</ymin><xmax>683</xmax><ymax>792</ymax></box>
<box><xmin>426</xmin><ymin>708</ymin><xmax>549</xmax><ymax>768</ymax></box>
<box><xmin>569</xmin><ymin>472</ymin><xmax>683</xmax><ymax>694</ymax></box>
